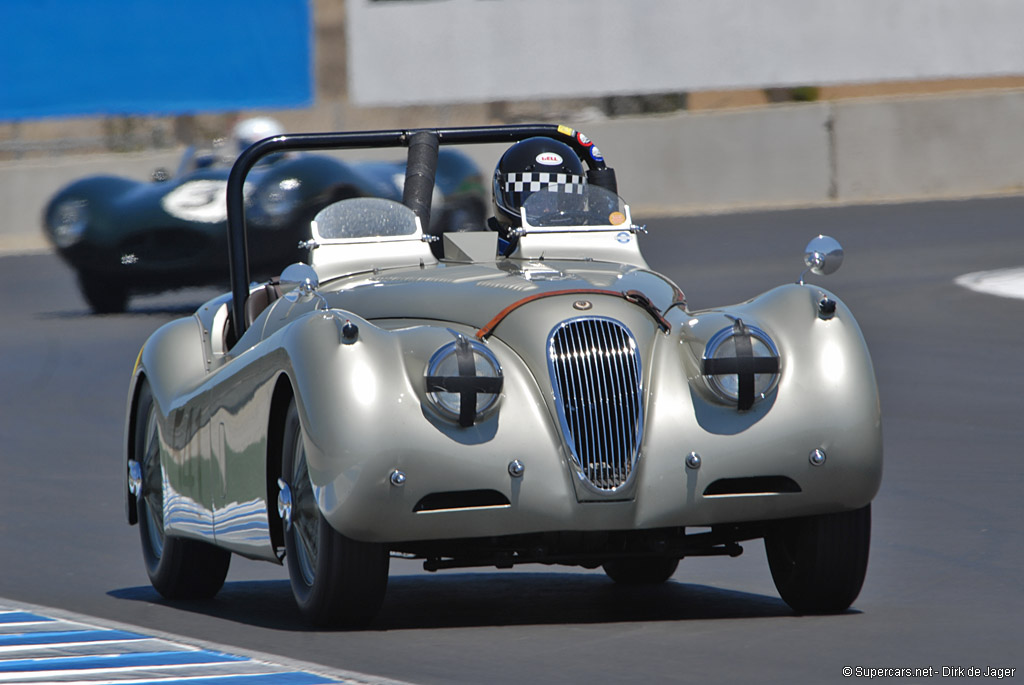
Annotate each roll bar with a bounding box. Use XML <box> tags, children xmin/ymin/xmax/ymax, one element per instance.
<box><xmin>226</xmin><ymin>124</ymin><xmax>615</xmax><ymax>338</ymax></box>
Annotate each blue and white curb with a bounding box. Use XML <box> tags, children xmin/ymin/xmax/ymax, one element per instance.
<box><xmin>0</xmin><ymin>603</ymin><xmax>411</xmax><ymax>684</ymax></box>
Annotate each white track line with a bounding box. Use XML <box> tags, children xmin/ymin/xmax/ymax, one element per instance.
<box><xmin>955</xmin><ymin>267</ymin><xmax>1024</xmax><ymax>300</ymax></box>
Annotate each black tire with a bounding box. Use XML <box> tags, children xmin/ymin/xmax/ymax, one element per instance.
<box><xmin>79</xmin><ymin>271</ymin><xmax>128</xmax><ymax>314</ymax></box>
<box><xmin>134</xmin><ymin>381</ymin><xmax>231</xmax><ymax>599</ymax></box>
<box><xmin>602</xmin><ymin>557</ymin><xmax>679</xmax><ymax>585</ymax></box>
<box><xmin>281</xmin><ymin>398</ymin><xmax>389</xmax><ymax>628</ymax></box>
<box><xmin>765</xmin><ymin>504</ymin><xmax>871</xmax><ymax>614</ymax></box>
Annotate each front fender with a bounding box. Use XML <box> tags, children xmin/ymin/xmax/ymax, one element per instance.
<box><xmin>280</xmin><ymin>310</ymin><xmax>576</xmax><ymax>541</ymax></box>
<box><xmin>42</xmin><ymin>176</ymin><xmax>139</xmax><ymax>250</ymax></box>
<box><xmin>650</xmin><ymin>282</ymin><xmax>883</xmax><ymax>520</ymax></box>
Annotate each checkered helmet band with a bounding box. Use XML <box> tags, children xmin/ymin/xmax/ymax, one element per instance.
<box><xmin>504</xmin><ymin>172</ymin><xmax>586</xmax><ymax>195</ymax></box>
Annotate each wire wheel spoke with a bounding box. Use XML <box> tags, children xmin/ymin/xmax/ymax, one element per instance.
<box><xmin>141</xmin><ymin>406</ymin><xmax>165</xmax><ymax>557</ymax></box>
<box><xmin>290</xmin><ymin>437</ymin><xmax>318</xmax><ymax>586</ymax></box>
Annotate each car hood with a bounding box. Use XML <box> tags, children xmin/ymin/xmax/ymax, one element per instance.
<box><xmin>318</xmin><ymin>259</ymin><xmax>683</xmax><ymax>334</ymax></box>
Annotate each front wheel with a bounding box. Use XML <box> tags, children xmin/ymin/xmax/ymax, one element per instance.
<box><xmin>134</xmin><ymin>381</ymin><xmax>231</xmax><ymax>599</ymax></box>
<box><xmin>280</xmin><ymin>398</ymin><xmax>389</xmax><ymax>628</ymax></box>
<box><xmin>764</xmin><ymin>504</ymin><xmax>871</xmax><ymax>614</ymax></box>
<box><xmin>79</xmin><ymin>271</ymin><xmax>128</xmax><ymax>314</ymax></box>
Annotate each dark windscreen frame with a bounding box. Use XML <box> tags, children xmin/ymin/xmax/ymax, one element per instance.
<box><xmin>226</xmin><ymin>124</ymin><xmax>614</xmax><ymax>338</ymax></box>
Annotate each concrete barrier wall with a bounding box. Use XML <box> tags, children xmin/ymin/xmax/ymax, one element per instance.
<box><xmin>5</xmin><ymin>90</ymin><xmax>1024</xmax><ymax>252</ymax></box>
<box><xmin>571</xmin><ymin>104</ymin><xmax>835</xmax><ymax>213</ymax></box>
<box><xmin>835</xmin><ymin>90</ymin><xmax>1024</xmax><ymax>201</ymax></box>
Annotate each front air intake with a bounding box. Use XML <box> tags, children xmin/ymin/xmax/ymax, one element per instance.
<box><xmin>548</xmin><ymin>317</ymin><xmax>643</xmax><ymax>492</ymax></box>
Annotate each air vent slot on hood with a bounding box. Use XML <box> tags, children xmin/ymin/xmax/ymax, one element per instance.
<box><xmin>414</xmin><ymin>489</ymin><xmax>511</xmax><ymax>513</ymax></box>
<box><xmin>703</xmin><ymin>476</ymin><xmax>802</xmax><ymax>497</ymax></box>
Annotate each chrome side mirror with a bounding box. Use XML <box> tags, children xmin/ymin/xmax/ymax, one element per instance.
<box><xmin>280</xmin><ymin>262</ymin><xmax>320</xmax><ymax>298</ymax></box>
<box><xmin>800</xmin><ymin>235</ymin><xmax>843</xmax><ymax>283</ymax></box>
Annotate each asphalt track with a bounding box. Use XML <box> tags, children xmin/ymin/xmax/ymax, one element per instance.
<box><xmin>1</xmin><ymin>196</ymin><xmax>1022</xmax><ymax>684</ymax></box>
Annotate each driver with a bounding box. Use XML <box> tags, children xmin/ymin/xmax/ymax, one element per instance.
<box><xmin>489</xmin><ymin>137</ymin><xmax>587</xmax><ymax>254</ymax></box>
<box><xmin>191</xmin><ymin>117</ymin><xmax>290</xmax><ymax>170</ymax></box>
<box><xmin>230</xmin><ymin>116</ymin><xmax>286</xmax><ymax>156</ymax></box>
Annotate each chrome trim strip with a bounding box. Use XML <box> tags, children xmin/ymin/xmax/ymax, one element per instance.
<box><xmin>702</xmin><ymin>492</ymin><xmax>797</xmax><ymax>499</ymax></box>
<box><xmin>413</xmin><ymin>504</ymin><xmax>512</xmax><ymax>515</ymax></box>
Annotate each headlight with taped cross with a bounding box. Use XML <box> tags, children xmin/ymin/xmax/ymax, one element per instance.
<box><xmin>424</xmin><ymin>336</ymin><xmax>503</xmax><ymax>426</ymax></box>
<box><xmin>701</xmin><ymin>319</ymin><xmax>780</xmax><ymax>411</ymax></box>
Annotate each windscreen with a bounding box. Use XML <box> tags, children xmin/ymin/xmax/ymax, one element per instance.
<box><xmin>311</xmin><ymin>197</ymin><xmax>420</xmax><ymax>241</ymax></box>
<box><xmin>521</xmin><ymin>184</ymin><xmax>628</xmax><ymax>229</ymax></box>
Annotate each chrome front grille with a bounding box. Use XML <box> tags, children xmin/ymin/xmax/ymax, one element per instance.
<box><xmin>548</xmin><ymin>317</ymin><xmax>643</xmax><ymax>492</ymax></box>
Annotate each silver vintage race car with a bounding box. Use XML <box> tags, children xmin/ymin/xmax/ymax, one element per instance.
<box><xmin>124</xmin><ymin>124</ymin><xmax>882</xmax><ymax>627</ymax></box>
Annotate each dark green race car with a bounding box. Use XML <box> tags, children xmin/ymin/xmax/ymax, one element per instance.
<box><xmin>42</xmin><ymin>140</ymin><xmax>485</xmax><ymax>313</ymax></box>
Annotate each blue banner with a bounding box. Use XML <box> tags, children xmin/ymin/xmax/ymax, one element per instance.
<box><xmin>0</xmin><ymin>0</ymin><xmax>312</xmax><ymax>121</ymax></box>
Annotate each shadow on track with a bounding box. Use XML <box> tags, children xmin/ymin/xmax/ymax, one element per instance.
<box><xmin>37</xmin><ymin>303</ymin><xmax>209</xmax><ymax>319</ymax></box>
<box><xmin>109</xmin><ymin>572</ymin><xmax>807</xmax><ymax>632</ymax></box>
<box><xmin>33</xmin><ymin>286</ymin><xmax>223</xmax><ymax>320</ymax></box>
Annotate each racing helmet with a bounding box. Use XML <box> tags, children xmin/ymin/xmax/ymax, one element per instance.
<box><xmin>231</xmin><ymin>117</ymin><xmax>285</xmax><ymax>156</ymax></box>
<box><xmin>492</xmin><ymin>137</ymin><xmax>586</xmax><ymax>229</ymax></box>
